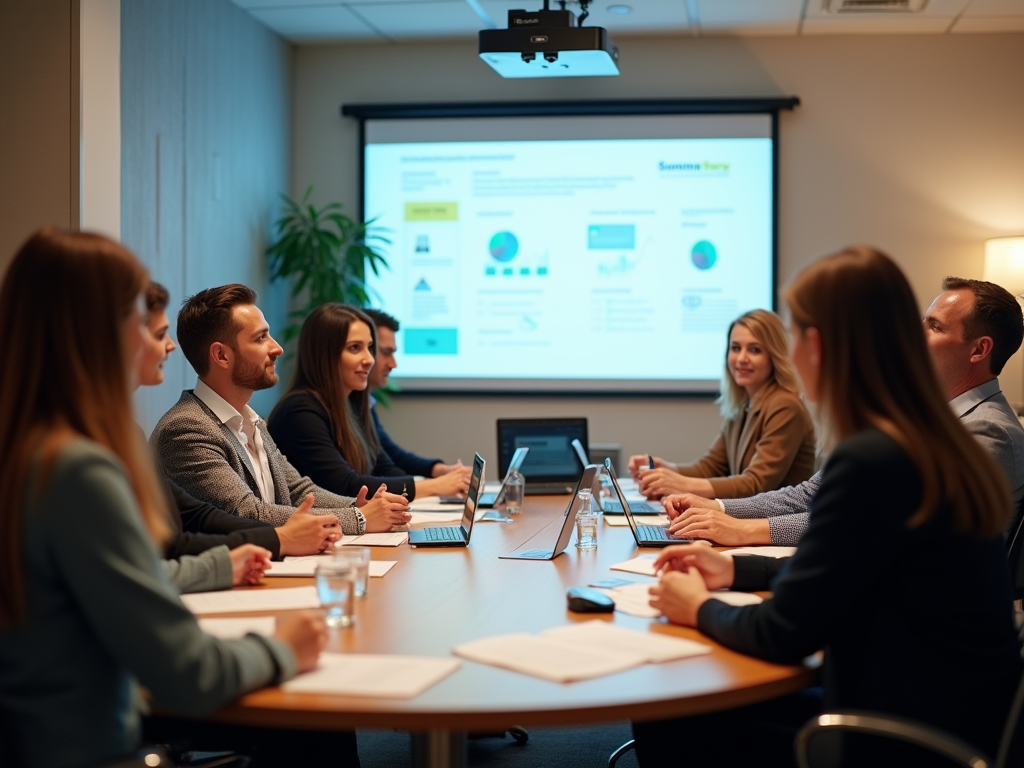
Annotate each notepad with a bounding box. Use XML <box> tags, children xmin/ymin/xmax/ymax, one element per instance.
<box><xmin>541</xmin><ymin>621</ymin><xmax>711</xmax><ymax>663</ymax></box>
<box><xmin>605</xmin><ymin>514</ymin><xmax>669</xmax><ymax>527</ymax></box>
<box><xmin>454</xmin><ymin>634</ymin><xmax>647</xmax><ymax>682</ymax></box>
<box><xmin>609</xmin><ymin>555</ymin><xmax>659</xmax><ymax>576</ymax></box>
<box><xmin>593</xmin><ymin>582</ymin><xmax>662</xmax><ymax>618</ymax></box>
<box><xmin>267</xmin><ymin>557</ymin><xmax>397</xmax><ymax>577</ymax></box>
<box><xmin>408</xmin><ymin>511</ymin><xmax>465</xmax><ymax>526</ymax></box>
<box><xmin>729</xmin><ymin>546</ymin><xmax>796</xmax><ymax>558</ymax></box>
<box><xmin>198</xmin><ymin>616</ymin><xmax>276</xmax><ymax>638</ymax></box>
<box><xmin>282</xmin><ymin>654</ymin><xmax>461</xmax><ymax>698</ymax></box>
<box><xmin>408</xmin><ymin>496</ymin><xmax>460</xmax><ymax>512</ymax></box>
<box><xmin>181</xmin><ymin>586</ymin><xmax>320</xmax><ymax>614</ymax></box>
<box><xmin>338</xmin><ymin>532</ymin><xmax>408</xmax><ymax>547</ymax></box>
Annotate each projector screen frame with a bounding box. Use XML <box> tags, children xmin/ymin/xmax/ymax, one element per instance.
<box><xmin>342</xmin><ymin>97</ymin><xmax>799</xmax><ymax>395</ymax></box>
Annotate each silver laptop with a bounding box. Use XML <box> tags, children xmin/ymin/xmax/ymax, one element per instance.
<box><xmin>572</xmin><ymin>439</ymin><xmax>660</xmax><ymax>515</ymax></box>
<box><xmin>408</xmin><ymin>454</ymin><xmax>485</xmax><ymax>548</ymax></box>
<box><xmin>605</xmin><ymin>459</ymin><xmax>685</xmax><ymax>548</ymax></box>
<box><xmin>499</xmin><ymin>465</ymin><xmax>599</xmax><ymax>561</ymax></box>
<box><xmin>441</xmin><ymin>446</ymin><xmax>528</xmax><ymax>508</ymax></box>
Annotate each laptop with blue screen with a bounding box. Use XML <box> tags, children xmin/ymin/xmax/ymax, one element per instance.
<box><xmin>408</xmin><ymin>453</ymin><xmax>485</xmax><ymax>548</ymax></box>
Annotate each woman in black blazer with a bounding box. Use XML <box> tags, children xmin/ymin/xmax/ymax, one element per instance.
<box><xmin>634</xmin><ymin>246</ymin><xmax>1023</xmax><ymax>768</ymax></box>
<box><xmin>268</xmin><ymin>304</ymin><xmax>468</xmax><ymax>501</ymax></box>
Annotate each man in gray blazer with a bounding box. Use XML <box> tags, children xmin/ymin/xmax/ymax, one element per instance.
<box><xmin>150</xmin><ymin>284</ymin><xmax>410</xmax><ymax>534</ymax></box>
<box><xmin>664</xmin><ymin>277</ymin><xmax>1024</xmax><ymax>550</ymax></box>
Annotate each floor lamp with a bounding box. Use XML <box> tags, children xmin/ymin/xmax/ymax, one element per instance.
<box><xmin>983</xmin><ymin>236</ymin><xmax>1024</xmax><ymax>415</ymax></box>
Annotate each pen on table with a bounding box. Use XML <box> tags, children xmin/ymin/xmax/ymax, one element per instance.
<box><xmin>647</xmin><ymin>454</ymin><xmax>655</xmax><ymax>470</ymax></box>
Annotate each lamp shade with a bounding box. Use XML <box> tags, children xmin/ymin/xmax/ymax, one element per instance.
<box><xmin>983</xmin><ymin>237</ymin><xmax>1024</xmax><ymax>295</ymax></box>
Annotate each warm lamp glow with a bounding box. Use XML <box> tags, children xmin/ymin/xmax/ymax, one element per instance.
<box><xmin>983</xmin><ymin>237</ymin><xmax>1024</xmax><ymax>295</ymax></box>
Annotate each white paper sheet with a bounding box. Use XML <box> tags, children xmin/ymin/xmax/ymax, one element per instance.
<box><xmin>729</xmin><ymin>546</ymin><xmax>797</xmax><ymax>559</ymax></box>
<box><xmin>604</xmin><ymin>514</ymin><xmax>669</xmax><ymax>527</ymax></box>
<box><xmin>181</xmin><ymin>586</ymin><xmax>321</xmax><ymax>615</ymax></box>
<box><xmin>282</xmin><ymin>654</ymin><xmax>461</xmax><ymax>698</ymax></box>
<box><xmin>338</xmin><ymin>532</ymin><xmax>408</xmax><ymax>547</ymax></box>
<box><xmin>541</xmin><ymin>620</ymin><xmax>711</xmax><ymax>663</ymax></box>
<box><xmin>453</xmin><ymin>633</ymin><xmax>647</xmax><ymax>683</ymax></box>
<box><xmin>593</xmin><ymin>582</ymin><xmax>662</xmax><ymax>618</ymax></box>
<box><xmin>266</xmin><ymin>557</ymin><xmax>397</xmax><ymax>577</ymax></box>
<box><xmin>198</xmin><ymin>616</ymin><xmax>276</xmax><ymax>638</ymax></box>
<box><xmin>409</xmin><ymin>495</ymin><xmax>463</xmax><ymax>512</ymax></box>
<box><xmin>609</xmin><ymin>555</ymin><xmax>659</xmax><ymax>577</ymax></box>
<box><xmin>408</xmin><ymin>511</ymin><xmax>465</xmax><ymax>526</ymax></box>
<box><xmin>709</xmin><ymin>590</ymin><xmax>764</xmax><ymax>606</ymax></box>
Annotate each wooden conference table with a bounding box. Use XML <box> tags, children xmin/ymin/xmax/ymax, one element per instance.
<box><xmin>197</xmin><ymin>496</ymin><xmax>819</xmax><ymax>767</ymax></box>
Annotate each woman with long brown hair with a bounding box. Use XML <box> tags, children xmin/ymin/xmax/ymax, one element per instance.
<box><xmin>268</xmin><ymin>303</ymin><xmax>468</xmax><ymax>500</ymax></box>
<box><xmin>0</xmin><ymin>229</ymin><xmax>325</xmax><ymax>768</ymax></box>
<box><xmin>634</xmin><ymin>247</ymin><xmax>1023</xmax><ymax>767</ymax></box>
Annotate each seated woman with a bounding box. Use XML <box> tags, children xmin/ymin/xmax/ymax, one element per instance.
<box><xmin>635</xmin><ymin>246</ymin><xmax>1023</xmax><ymax>767</ymax></box>
<box><xmin>629</xmin><ymin>308</ymin><xmax>816</xmax><ymax>500</ymax></box>
<box><xmin>0</xmin><ymin>229</ymin><xmax>325</xmax><ymax>768</ymax></box>
<box><xmin>268</xmin><ymin>303</ymin><xmax>468</xmax><ymax>501</ymax></box>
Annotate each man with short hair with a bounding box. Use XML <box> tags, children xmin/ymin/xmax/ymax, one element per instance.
<box><xmin>363</xmin><ymin>308</ymin><xmax>470</xmax><ymax>484</ymax></box>
<box><xmin>151</xmin><ymin>285</ymin><xmax>410</xmax><ymax>534</ymax></box>
<box><xmin>664</xmin><ymin>277</ymin><xmax>1024</xmax><ymax>551</ymax></box>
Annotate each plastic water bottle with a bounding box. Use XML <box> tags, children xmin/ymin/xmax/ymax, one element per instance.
<box><xmin>575</xmin><ymin>488</ymin><xmax>598</xmax><ymax>551</ymax></box>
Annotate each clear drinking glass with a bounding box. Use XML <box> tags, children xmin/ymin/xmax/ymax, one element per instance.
<box><xmin>315</xmin><ymin>559</ymin><xmax>355</xmax><ymax>627</ymax></box>
<box><xmin>504</xmin><ymin>469</ymin><xmax>525</xmax><ymax>515</ymax></box>
<box><xmin>334</xmin><ymin>546</ymin><xmax>370</xmax><ymax>598</ymax></box>
<box><xmin>575</xmin><ymin>488</ymin><xmax>598</xmax><ymax>550</ymax></box>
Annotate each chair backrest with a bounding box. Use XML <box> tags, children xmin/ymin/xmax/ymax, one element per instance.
<box><xmin>996</xmin><ymin>669</ymin><xmax>1024</xmax><ymax>768</ymax></box>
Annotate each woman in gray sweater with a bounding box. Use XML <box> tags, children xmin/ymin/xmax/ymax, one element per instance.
<box><xmin>0</xmin><ymin>228</ymin><xmax>326</xmax><ymax>768</ymax></box>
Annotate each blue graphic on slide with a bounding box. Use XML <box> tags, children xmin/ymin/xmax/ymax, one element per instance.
<box><xmin>489</xmin><ymin>232</ymin><xmax>519</xmax><ymax>263</ymax></box>
<box><xmin>691</xmin><ymin>241</ymin><xmax>717</xmax><ymax>270</ymax></box>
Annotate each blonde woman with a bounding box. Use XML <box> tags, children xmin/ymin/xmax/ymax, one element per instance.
<box><xmin>629</xmin><ymin>309</ymin><xmax>816</xmax><ymax>500</ymax></box>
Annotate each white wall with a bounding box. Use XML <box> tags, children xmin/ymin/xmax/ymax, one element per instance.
<box><xmin>290</xmin><ymin>33</ymin><xmax>1024</xmax><ymax>468</ymax></box>
<box><xmin>121</xmin><ymin>0</ymin><xmax>292</xmax><ymax>431</ymax></box>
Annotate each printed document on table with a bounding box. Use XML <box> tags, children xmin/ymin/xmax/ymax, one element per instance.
<box><xmin>283</xmin><ymin>654</ymin><xmax>461</xmax><ymax>698</ymax></box>
<box><xmin>268</xmin><ymin>557</ymin><xmax>397</xmax><ymax>577</ymax></box>
<box><xmin>609</xmin><ymin>555</ymin><xmax>659</xmax><ymax>577</ymax></box>
<box><xmin>709</xmin><ymin>590</ymin><xmax>764</xmax><ymax>606</ymax></box>
<box><xmin>181</xmin><ymin>586</ymin><xmax>320</xmax><ymax>615</ymax></box>
<box><xmin>198</xmin><ymin>616</ymin><xmax>276</xmax><ymax>638</ymax></box>
<box><xmin>409</xmin><ymin>496</ymin><xmax>462</xmax><ymax>512</ymax></box>
<box><xmin>408</xmin><ymin>511</ymin><xmax>465</xmax><ymax>526</ymax></box>
<box><xmin>605</xmin><ymin>514</ymin><xmax>669</xmax><ymax>527</ymax></box>
<box><xmin>593</xmin><ymin>582</ymin><xmax>662</xmax><ymax>618</ymax></box>
<box><xmin>729</xmin><ymin>546</ymin><xmax>796</xmax><ymax>558</ymax></box>
<box><xmin>338</xmin><ymin>532</ymin><xmax>408</xmax><ymax>547</ymax></box>
<box><xmin>542</xmin><ymin>620</ymin><xmax>711</xmax><ymax>663</ymax></box>
<box><xmin>453</xmin><ymin>634</ymin><xmax>647</xmax><ymax>683</ymax></box>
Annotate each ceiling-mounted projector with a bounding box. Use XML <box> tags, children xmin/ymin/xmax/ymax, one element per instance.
<box><xmin>479</xmin><ymin>2</ymin><xmax>619</xmax><ymax>79</ymax></box>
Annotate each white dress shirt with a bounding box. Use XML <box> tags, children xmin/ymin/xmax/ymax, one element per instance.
<box><xmin>193</xmin><ymin>379</ymin><xmax>276</xmax><ymax>503</ymax></box>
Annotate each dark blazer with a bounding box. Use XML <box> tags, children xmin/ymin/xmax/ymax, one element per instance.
<box><xmin>371</xmin><ymin>404</ymin><xmax>440</xmax><ymax>478</ymax></box>
<box><xmin>698</xmin><ymin>429</ymin><xmax>1022</xmax><ymax>756</ymax></box>
<box><xmin>268</xmin><ymin>390</ymin><xmax>416</xmax><ymax>500</ymax></box>
<box><xmin>163</xmin><ymin>477</ymin><xmax>280</xmax><ymax>559</ymax></box>
<box><xmin>676</xmin><ymin>380</ymin><xmax>816</xmax><ymax>498</ymax></box>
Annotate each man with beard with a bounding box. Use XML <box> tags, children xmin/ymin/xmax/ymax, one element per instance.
<box><xmin>151</xmin><ymin>284</ymin><xmax>410</xmax><ymax>534</ymax></box>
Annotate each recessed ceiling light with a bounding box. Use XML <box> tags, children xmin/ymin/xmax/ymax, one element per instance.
<box><xmin>607</xmin><ymin>4</ymin><xmax>632</xmax><ymax>14</ymax></box>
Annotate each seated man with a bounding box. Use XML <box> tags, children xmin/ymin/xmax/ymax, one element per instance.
<box><xmin>151</xmin><ymin>284</ymin><xmax>410</xmax><ymax>534</ymax></box>
<box><xmin>661</xmin><ymin>277</ymin><xmax>1024</xmax><ymax>549</ymax></box>
<box><xmin>363</xmin><ymin>308</ymin><xmax>470</xmax><ymax>484</ymax></box>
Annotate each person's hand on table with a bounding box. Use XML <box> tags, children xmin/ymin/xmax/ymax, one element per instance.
<box><xmin>654</xmin><ymin>542</ymin><xmax>735</xmax><ymax>589</ymax></box>
<box><xmin>356</xmin><ymin>484</ymin><xmax>411</xmax><ymax>531</ymax></box>
<box><xmin>431</xmin><ymin>460</ymin><xmax>470</xmax><ymax>479</ymax></box>
<box><xmin>667</xmin><ymin>505</ymin><xmax>771</xmax><ymax>546</ymax></box>
<box><xmin>229</xmin><ymin>544</ymin><xmax>272</xmax><ymax>586</ymax></box>
<box><xmin>649</xmin><ymin>569</ymin><xmax>712</xmax><ymax>627</ymax></box>
<box><xmin>273</xmin><ymin>610</ymin><xmax>328</xmax><ymax>674</ymax></box>
<box><xmin>276</xmin><ymin>494</ymin><xmax>340</xmax><ymax>555</ymax></box>
<box><xmin>661</xmin><ymin>493</ymin><xmax>720</xmax><ymax>521</ymax></box>
<box><xmin>418</xmin><ymin>467</ymin><xmax>470</xmax><ymax>498</ymax></box>
<box><xmin>638</xmin><ymin>468</ymin><xmax>714</xmax><ymax>499</ymax></box>
<box><xmin>626</xmin><ymin>454</ymin><xmax>675</xmax><ymax>481</ymax></box>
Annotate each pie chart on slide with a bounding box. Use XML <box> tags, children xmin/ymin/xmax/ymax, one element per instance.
<box><xmin>691</xmin><ymin>241</ymin><xmax>717</xmax><ymax>270</ymax></box>
<box><xmin>489</xmin><ymin>232</ymin><xmax>519</xmax><ymax>263</ymax></box>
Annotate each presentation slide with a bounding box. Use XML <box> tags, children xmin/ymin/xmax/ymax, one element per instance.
<box><xmin>362</xmin><ymin>114</ymin><xmax>775</xmax><ymax>392</ymax></box>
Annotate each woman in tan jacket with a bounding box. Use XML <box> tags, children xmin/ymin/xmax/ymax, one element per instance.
<box><xmin>629</xmin><ymin>309</ymin><xmax>815</xmax><ymax>499</ymax></box>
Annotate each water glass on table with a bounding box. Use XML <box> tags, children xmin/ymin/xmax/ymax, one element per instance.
<box><xmin>575</xmin><ymin>488</ymin><xmax>598</xmax><ymax>551</ymax></box>
<box><xmin>335</xmin><ymin>545</ymin><xmax>370</xmax><ymax>598</ymax></box>
<box><xmin>315</xmin><ymin>559</ymin><xmax>355</xmax><ymax>627</ymax></box>
<box><xmin>504</xmin><ymin>469</ymin><xmax>525</xmax><ymax>515</ymax></box>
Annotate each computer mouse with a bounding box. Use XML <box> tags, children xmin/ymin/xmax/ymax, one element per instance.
<box><xmin>566</xmin><ymin>586</ymin><xmax>615</xmax><ymax>613</ymax></box>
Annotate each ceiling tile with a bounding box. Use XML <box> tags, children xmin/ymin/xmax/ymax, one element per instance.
<box><xmin>478</xmin><ymin>0</ymin><xmax>692</xmax><ymax>34</ymax></box>
<box><xmin>801</xmin><ymin>16</ymin><xmax>955</xmax><ymax>32</ymax></box>
<box><xmin>349</xmin><ymin>0</ymin><xmax>486</xmax><ymax>36</ymax></box>
<box><xmin>803</xmin><ymin>0</ymin><xmax>969</xmax><ymax>17</ymax></box>
<box><xmin>952</xmin><ymin>15</ymin><xmax>1024</xmax><ymax>29</ymax></box>
<box><xmin>246</xmin><ymin>5</ymin><xmax>381</xmax><ymax>40</ymax></box>
<box><xmin>695</xmin><ymin>0</ymin><xmax>802</xmax><ymax>32</ymax></box>
<box><xmin>962</xmin><ymin>0</ymin><xmax>1024</xmax><ymax>14</ymax></box>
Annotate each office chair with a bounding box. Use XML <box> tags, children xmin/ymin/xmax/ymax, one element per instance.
<box><xmin>795</xmin><ymin>670</ymin><xmax>1024</xmax><ymax>768</ymax></box>
<box><xmin>608</xmin><ymin>738</ymin><xmax>635</xmax><ymax>767</ymax></box>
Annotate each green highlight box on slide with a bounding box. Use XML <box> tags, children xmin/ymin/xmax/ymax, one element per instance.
<box><xmin>405</xmin><ymin>202</ymin><xmax>458</xmax><ymax>221</ymax></box>
<box><xmin>405</xmin><ymin>329</ymin><xmax>458</xmax><ymax>354</ymax></box>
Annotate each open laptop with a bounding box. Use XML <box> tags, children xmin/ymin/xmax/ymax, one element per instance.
<box><xmin>572</xmin><ymin>438</ymin><xmax>660</xmax><ymax>515</ymax></box>
<box><xmin>605</xmin><ymin>459</ymin><xmax>686</xmax><ymax>548</ymax></box>
<box><xmin>497</xmin><ymin>418</ymin><xmax>588</xmax><ymax>495</ymax></box>
<box><xmin>499</xmin><ymin>465</ymin><xmax>599</xmax><ymax>560</ymax></box>
<box><xmin>441</xmin><ymin>446</ymin><xmax>528</xmax><ymax>508</ymax></box>
<box><xmin>408</xmin><ymin>453</ymin><xmax>485</xmax><ymax>548</ymax></box>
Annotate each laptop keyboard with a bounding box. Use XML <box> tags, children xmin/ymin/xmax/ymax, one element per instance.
<box><xmin>638</xmin><ymin>525</ymin><xmax>671</xmax><ymax>541</ymax></box>
<box><xmin>424</xmin><ymin>526</ymin><xmax>460</xmax><ymax>541</ymax></box>
<box><xmin>603</xmin><ymin>499</ymin><xmax>660</xmax><ymax>514</ymax></box>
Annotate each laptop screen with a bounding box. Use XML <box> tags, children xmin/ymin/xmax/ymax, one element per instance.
<box><xmin>497</xmin><ymin>418</ymin><xmax>588</xmax><ymax>483</ymax></box>
<box><xmin>603</xmin><ymin>459</ymin><xmax>641</xmax><ymax>541</ymax></box>
<box><xmin>460</xmin><ymin>453</ymin><xmax>486</xmax><ymax>537</ymax></box>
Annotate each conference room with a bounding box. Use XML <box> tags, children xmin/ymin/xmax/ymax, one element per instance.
<box><xmin>2</xmin><ymin>1</ymin><xmax>1024</xmax><ymax>767</ymax></box>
